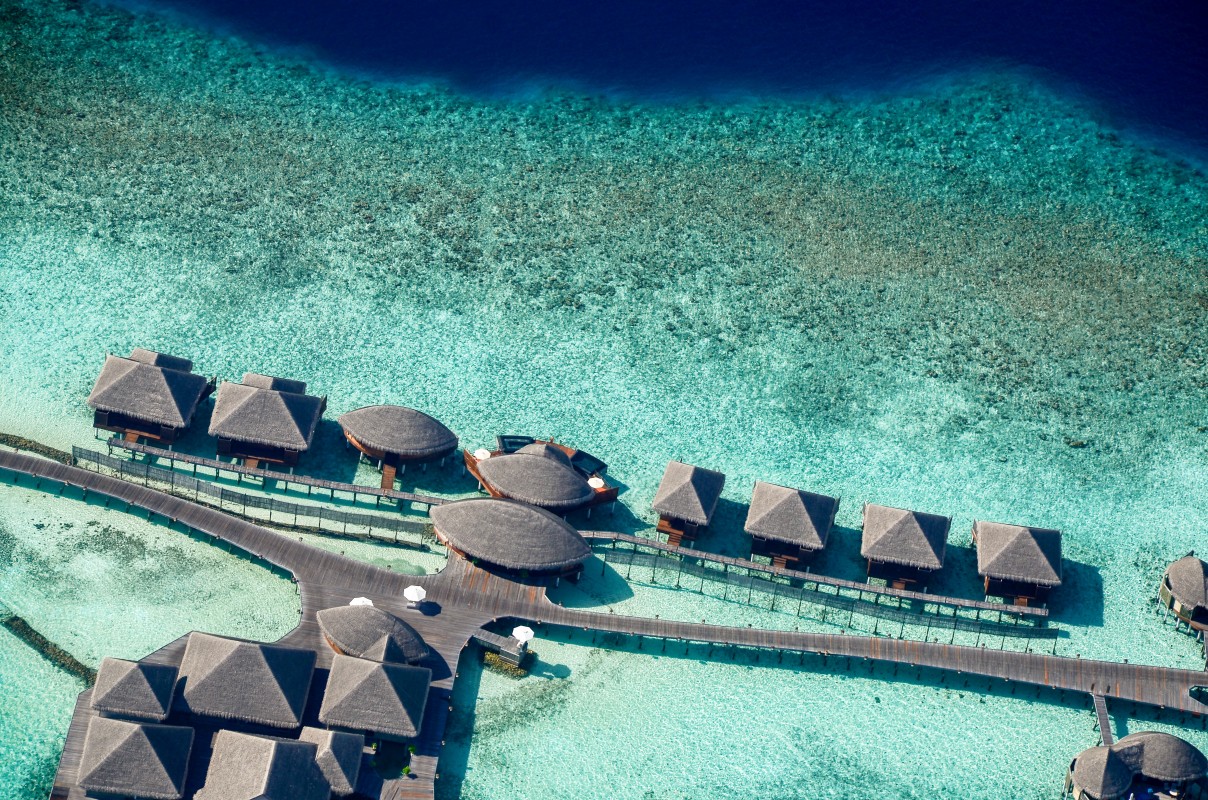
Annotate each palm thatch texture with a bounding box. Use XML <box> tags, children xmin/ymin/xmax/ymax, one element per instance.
<box><xmin>651</xmin><ymin>461</ymin><xmax>726</xmax><ymax>526</ymax></box>
<box><xmin>298</xmin><ymin>727</ymin><xmax>364</xmax><ymax>797</ymax></box>
<box><xmin>973</xmin><ymin>520</ymin><xmax>1063</xmax><ymax>586</ymax></box>
<box><xmin>318</xmin><ymin>654</ymin><xmax>431</xmax><ymax>740</ymax></box>
<box><xmin>316</xmin><ymin>604</ymin><xmax>431</xmax><ymax>664</ymax></box>
<box><xmin>195</xmin><ymin>730</ymin><xmax>330</xmax><ymax>800</ymax></box>
<box><xmin>744</xmin><ymin>481</ymin><xmax>838</xmax><ymax>551</ymax></box>
<box><xmin>476</xmin><ymin>448</ymin><xmax>594</xmax><ymax>511</ymax></box>
<box><xmin>1071</xmin><ymin>731</ymin><xmax>1208</xmax><ymax>800</ymax></box>
<box><xmin>338</xmin><ymin>404</ymin><xmax>458</xmax><ymax>460</ymax></box>
<box><xmin>1164</xmin><ymin>554</ymin><xmax>1208</xmax><ymax>611</ymax></box>
<box><xmin>208</xmin><ymin>373</ymin><xmax>325</xmax><ymax>451</ymax></box>
<box><xmin>87</xmin><ymin>351</ymin><xmax>210</xmax><ymax>429</ymax></box>
<box><xmin>860</xmin><ymin>503</ymin><xmax>951</xmax><ymax>571</ymax></box>
<box><xmin>78</xmin><ymin>716</ymin><xmax>193</xmax><ymax>800</ymax></box>
<box><xmin>90</xmin><ymin>656</ymin><xmax>178</xmax><ymax>722</ymax></box>
<box><xmin>429</xmin><ymin>497</ymin><xmax>591</xmax><ymax>572</ymax></box>
<box><xmin>174</xmin><ymin>632</ymin><xmax>316</xmax><ymax>729</ymax></box>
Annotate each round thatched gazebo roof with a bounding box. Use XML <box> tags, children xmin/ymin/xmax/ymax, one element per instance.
<box><xmin>1071</xmin><ymin>731</ymin><xmax>1208</xmax><ymax>800</ymax></box>
<box><xmin>429</xmin><ymin>498</ymin><xmax>591</xmax><ymax>572</ymax></box>
<box><xmin>477</xmin><ymin>453</ymin><xmax>593</xmax><ymax>511</ymax></box>
<box><xmin>316</xmin><ymin>605</ymin><xmax>430</xmax><ymax>664</ymax></box>
<box><xmin>338</xmin><ymin>405</ymin><xmax>458</xmax><ymax>459</ymax></box>
<box><xmin>1071</xmin><ymin>746</ymin><xmax>1134</xmax><ymax>800</ymax></box>
<box><xmin>516</xmin><ymin>442</ymin><xmax>573</xmax><ymax>467</ymax></box>
<box><xmin>1164</xmin><ymin>554</ymin><xmax>1208</xmax><ymax>611</ymax></box>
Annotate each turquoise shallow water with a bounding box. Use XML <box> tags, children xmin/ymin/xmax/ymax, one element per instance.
<box><xmin>1</xmin><ymin>0</ymin><xmax>1207</xmax><ymax>797</ymax></box>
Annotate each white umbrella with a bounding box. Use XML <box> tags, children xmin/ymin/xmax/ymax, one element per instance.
<box><xmin>403</xmin><ymin>585</ymin><xmax>427</xmax><ymax>604</ymax></box>
<box><xmin>349</xmin><ymin>597</ymin><xmax>374</xmax><ymax>607</ymax></box>
<box><xmin>587</xmin><ymin>476</ymin><xmax>605</xmax><ymax>489</ymax></box>
<box><xmin>511</xmin><ymin>625</ymin><xmax>535</xmax><ymax>645</ymax></box>
<box><xmin>473</xmin><ymin>448</ymin><xmax>491</xmax><ymax>460</ymax></box>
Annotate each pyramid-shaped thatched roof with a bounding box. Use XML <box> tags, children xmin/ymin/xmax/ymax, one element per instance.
<box><xmin>974</xmin><ymin>520</ymin><xmax>1063</xmax><ymax>586</ymax></box>
<box><xmin>317</xmin><ymin>604</ymin><xmax>430</xmax><ymax>664</ymax></box>
<box><xmin>861</xmin><ymin>503</ymin><xmax>951</xmax><ymax>570</ymax></box>
<box><xmin>208</xmin><ymin>378</ymin><xmax>324</xmax><ymax>450</ymax></box>
<box><xmin>78</xmin><ymin>716</ymin><xmax>193</xmax><ymax>800</ymax></box>
<box><xmin>744</xmin><ymin>481</ymin><xmax>838</xmax><ymax>551</ymax></box>
<box><xmin>195</xmin><ymin>730</ymin><xmax>330</xmax><ymax>800</ymax></box>
<box><xmin>651</xmin><ymin>461</ymin><xmax>726</xmax><ymax>526</ymax></box>
<box><xmin>90</xmin><ymin>656</ymin><xmax>178</xmax><ymax>722</ymax></box>
<box><xmin>430</xmin><ymin>498</ymin><xmax>591</xmax><ymax>572</ymax></box>
<box><xmin>175</xmin><ymin>633</ymin><xmax>315</xmax><ymax>729</ymax></box>
<box><xmin>130</xmin><ymin>348</ymin><xmax>194</xmax><ymax>373</ymax></box>
<box><xmin>299</xmin><ymin>727</ymin><xmax>363</xmax><ymax>796</ymax></box>
<box><xmin>338</xmin><ymin>405</ymin><xmax>458</xmax><ymax>459</ymax></box>
<box><xmin>87</xmin><ymin>352</ymin><xmax>210</xmax><ymax>429</ymax></box>
<box><xmin>1165</xmin><ymin>554</ymin><xmax>1208</xmax><ymax>611</ymax></box>
<box><xmin>477</xmin><ymin>452</ymin><xmax>594</xmax><ymax>511</ymax></box>
<box><xmin>319</xmin><ymin>654</ymin><xmax>431</xmax><ymax>739</ymax></box>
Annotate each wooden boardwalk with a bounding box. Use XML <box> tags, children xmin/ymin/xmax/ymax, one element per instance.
<box><xmin>1094</xmin><ymin>694</ymin><xmax>1114</xmax><ymax>745</ymax></box>
<box><xmin>2</xmin><ymin>449</ymin><xmax>1206</xmax><ymax>800</ymax></box>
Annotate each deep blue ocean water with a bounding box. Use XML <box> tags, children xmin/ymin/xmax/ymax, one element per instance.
<box><xmin>120</xmin><ymin>0</ymin><xmax>1208</xmax><ymax>153</ymax></box>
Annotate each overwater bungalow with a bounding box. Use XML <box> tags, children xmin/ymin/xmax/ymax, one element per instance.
<box><xmin>318</xmin><ymin>654</ymin><xmax>431</xmax><ymax>741</ymax></box>
<box><xmin>196</xmin><ymin>730</ymin><xmax>330</xmax><ymax>800</ymax></box>
<box><xmin>208</xmin><ymin>373</ymin><xmax>326</xmax><ymax>468</ymax></box>
<box><xmin>337</xmin><ymin>404</ymin><xmax>458</xmax><ymax>489</ymax></box>
<box><xmin>1065</xmin><ymin>731</ymin><xmax>1208</xmax><ymax>799</ymax></box>
<box><xmin>745</xmin><ymin>481</ymin><xmax>839</xmax><ymax>568</ymax></box>
<box><xmin>174</xmin><ymin>632</ymin><xmax>316</xmax><ymax>729</ymax></box>
<box><xmin>972</xmin><ymin>520</ymin><xmax>1063</xmax><ymax>606</ymax></box>
<box><xmin>86</xmin><ymin>348</ymin><xmax>215</xmax><ymax>444</ymax></box>
<box><xmin>90</xmin><ymin>656</ymin><xmax>178</xmax><ymax>722</ymax></box>
<box><xmin>464</xmin><ymin>436</ymin><xmax>620</xmax><ymax>510</ymax></box>
<box><xmin>78</xmin><ymin>716</ymin><xmax>193</xmax><ymax>800</ymax></box>
<box><xmin>860</xmin><ymin>503</ymin><xmax>951</xmax><ymax>589</ymax></box>
<box><xmin>1160</xmin><ymin>553</ymin><xmax>1208</xmax><ymax>633</ymax></box>
<box><xmin>652</xmin><ymin>460</ymin><xmax>726</xmax><ymax>547</ymax></box>
<box><xmin>429</xmin><ymin>497</ymin><xmax>591</xmax><ymax>577</ymax></box>
<box><xmin>316</xmin><ymin>603</ymin><xmax>431</xmax><ymax>664</ymax></box>
<box><xmin>298</xmin><ymin>727</ymin><xmax>364</xmax><ymax>797</ymax></box>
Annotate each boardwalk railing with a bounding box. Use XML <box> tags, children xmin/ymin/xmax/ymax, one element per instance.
<box><xmin>73</xmin><ymin>447</ymin><xmax>435</xmax><ymax>547</ymax></box>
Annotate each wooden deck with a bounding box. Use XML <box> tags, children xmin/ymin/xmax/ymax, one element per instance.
<box><xmin>1094</xmin><ymin>694</ymin><xmax>1114</xmax><ymax>745</ymax></box>
<box><xmin>3</xmin><ymin>449</ymin><xmax>1206</xmax><ymax>800</ymax></box>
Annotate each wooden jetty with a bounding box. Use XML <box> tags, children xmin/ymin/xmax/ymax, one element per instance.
<box><xmin>1093</xmin><ymin>693</ymin><xmax>1114</xmax><ymax>745</ymax></box>
<box><xmin>2</xmin><ymin>449</ymin><xmax>1207</xmax><ymax>800</ymax></box>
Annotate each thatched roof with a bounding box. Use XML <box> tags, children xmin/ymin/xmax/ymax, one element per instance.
<box><xmin>861</xmin><ymin>503</ymin><xmax>951</xmax><ymax>570</ymax></box>
<box><xmin>78</xmin><ymin>717</ymin><xmax>193</xmax><ymax>800</ymax></box>
<box><xmin>299</xmin><ymin>727</ymin><xmax>363</xmax><ymax>797</ymax></box>
<box><xmin>477</xmin><ymin>453</ymin><xmax>594</xmax><ymax>511</ymax></box>
<box><xmin>1164</xmin><ymin>554</ymin><xmax>1208</xmax><ymax>611</ymax></box>
<box><xmin>430</xmin><ymin>498</ymin><xmax>591</xmax><ymax>572</ymax></box>
<box><xmin>1073</xmin><ymin>732</ymin><xmax>1207</xmax><ymax>799</ymax></box>
<box><xmin>195</xmin><ymin>730</ymin><xmax>330</xmax><ymax>800</ymax></box>
<box><xmin>319</xmin><ymin>654</ymin><xmax>430</xmax><ymax>739</ymax></box>
<box><xmin>130</xmin><ymin>348</ymin><xmax>194</xmax><ymax>373</ymax></box>
<box><xmin>316</xmin><ymin>604</ymin><xmax>430</xmax><ymax>664</ymax></box>
<box><xmin>87</xmin><ymin>354</ymin><xmax>210</xmax><ymax>429</ymax></box>
<box><xmin>517</xmin><ymin>442</ymin><xmax>572</xmax><ymax>467</ymax></box>
<box><xmin>973</xmin><ymin>520</ymin><xmax>1062</xmax><ymax>586</ymax></box>
<box><xmin>91</xmin><ymin>657</ymin><xmax>178</xmax><ymax>722</ymax></box>
<box><xmin>208</xmin><ymin>380</ymin><xmax>324</xmax><ymax>450</ymax></box>
<box><xmin>652</xmin><ymin>461</ymin><xmax>726</xmax><ymax>526</ymax></box>
<box><xmin>744</xmin><ymin>481</ymin><xmax>838</xmax><ymax>551</ymax></box>
<box><xmin>337</xmin><ymin>405</ymin><xmax>458</xmax><ymax>459</ymax></box>
<box><xmin>175</xmin><ymin>633</ymin><xmax>315</xmax><ymax>729</ymax></box>
<box><xmin>242</xmin><ymin>372</ymin><xmax>308</xmax><ymax>395</ymax></box>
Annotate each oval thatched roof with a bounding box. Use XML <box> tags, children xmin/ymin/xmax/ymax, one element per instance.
<box><xmin>316</xmin><ymin>605</ymin><xmax>430</xmax><ymax>665</ymax></box>
<box><xmin>516</xmin><ymin>442</ymin><xmax>572</xmax><ymax>467</ymax></box>
<box><xmin>477</xmin><ymin>453</ymin><xmax>593</xmax><ymax>511</ymax></box>
<box><xmin>1164</xmin><ymin>554</ymin><xmax>1208</xmax><ymax>611</ymax></box>
<box><xmin>430</xmin><ymin>498</ymin><xmax>591</xmax><ymax>572</ymax></box>
<box><xmin>1071</xmin><ymin>746</ymin><xmax>1134</xmax><ymax>800</ymax></box>
<box><xmin>338</xmin><ymin>405</ymin><xmax>458</xmax><ymax>459</ymax></box>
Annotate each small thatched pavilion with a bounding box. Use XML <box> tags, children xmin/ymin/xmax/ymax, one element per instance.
<box><xmin>1065</xmin><ymin>731</ymin><xmax>1208</xmax><ymax>799</ymax></box>
<box><xmin>860</xmin><ymin>503</ymin><xmax>951</xmax><ymax>588</ymax></box>
<box><xmin>316</xmin><ymin>604</ymin><xmax>431</xmax><ymax>664</ymax></box>
<box><xmin>195</xmin><ymin>730</ymin><xmax>330</xmax><ymax>800</ymax></box>
<box><xmin>208</xmin><ymin>373</ymin><xmax>326</xmax><ymax>467</ymax></box>
<box><xmin>78</xmin><ymin>716</ymin><xmax>194</xmax><ymax>800</ymax></box>
<box><xmin>475</xmin><ymin>445</ymin><xmax>595</xmax><ymax>512</ymax></box>
<box><xmin>90</xmin><ymin>656</ymin><xmax>178</xmax><ymax>722</ymax></box>
<box><xmin>318</xmin><ymin>654</ymin><xmax>431</xmax><ymax>741</ymax></box>
<box><xmin>745</xmin><ymin>481</ymin><xmax>839</xmax><ymax>568</ymax></box>
<box><xmin>174</xmin><ymin>632</ymin><xmax>316</xmax><ymax>729</ymax></box>
<box><xmin>972</xmin><ymin>520</ymin><xmax>1062</xmax><ymax>605</ymax></box>
<box><xmin>87</xmin><ymin>348</ymin><xmax>214</xmax><ymax>444</ymax></box>
<box><xmin>429</xmin><ymin>497</ymin><xmax>591</xmax><ymax>576</ymax></box>
<box><xmin>1160</xmin><ymin>553</ymin><xmax>1208</xmax><ymax>633</ymax></box>
<box><xmin>338</xmin><ymin>404</ymin><xmax>459</xmax><ymax>489</ymax></box>
<box><xmin>652</xmin><ymin>461</ymin><xmax>726</xmax><ymax>546</ymax></box>
<box><xmin>298</xmin><ymin>727</ymin><xmax>364</xmax><ymax>797</ymax></box>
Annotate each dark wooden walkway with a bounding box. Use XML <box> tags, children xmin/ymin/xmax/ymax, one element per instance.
<box><xmin>2</xmin><ymin>449</ymin><xmax>1205</xmax><ymax>800</ymax></box>
<box><xmin>1094</xmin><ymin>694</ymin><xmax>1114</xmax><ymax>745</ymax></box>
